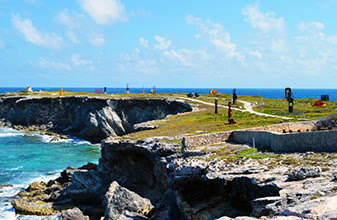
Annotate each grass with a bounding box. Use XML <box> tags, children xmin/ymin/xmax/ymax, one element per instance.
<box><xmin>1</xmin><ymin>90</ymin><xmax>297</xmax><ymax>141</ymax></box>
<box><xmin>4</xmin><ymin>90</ymin><xmax>335</xmax><ymax>141</ymax></box>
<box><xmin>187</xmin><ymin>93</ymin><xmax>245</xmax><ymax>109</ymax></box>
<box><xmin>120</xmin><ymin>106</ymin><xmax>295</xmax><ymax>141</ymax></box>
<box><xmin>239</xmin><ymin>95</ymin><xmax>337</xmax><ymax>120</ymax></box>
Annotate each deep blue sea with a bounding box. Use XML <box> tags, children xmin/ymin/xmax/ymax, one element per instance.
<box><xmin>0</xmin><ymin>127</ymin><xmax>100</xmax><ymax>219</ymax></box>
<box><xmin>1</xmin><ymin>87</ymin><xmax>337</xmax><ymax>100</ymax></box>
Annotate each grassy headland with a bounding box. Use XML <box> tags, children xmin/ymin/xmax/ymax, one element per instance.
<box><xmin>3</xmin><ymin>90</ymin><xmax>336</xmax><ymax>142</ymax></box>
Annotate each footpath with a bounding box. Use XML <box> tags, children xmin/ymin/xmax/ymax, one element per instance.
<box><xmin>179</xmin><ymin>97</ymin><xmax>293</xmax><ymax>120</ymax></box>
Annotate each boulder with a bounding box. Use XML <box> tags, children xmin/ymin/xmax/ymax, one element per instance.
<box><xmin>288</xmin><ymin>167</ymin><xmax>321</xmax><ymax>181</ymax></box>
<box><xmin>60</xmin><ymin>207</ymin><xmax>89</xmax><ymax>220</ymax></box>
<box><xmin>11</xmin><ymin>199</ymin><xmax>57</xmax><ymax>216</ymax></box>
<box><xmin>103</xmin><ymin>181</ymin><xmax>154</xmax><ymax>220</ymax></box>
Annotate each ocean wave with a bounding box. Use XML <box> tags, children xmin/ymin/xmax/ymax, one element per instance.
<box><xmin>40</xmin><ymin>135</ymin><xmax>92</xmax><ymax>145</ymax></box>
<box><xmin>0</xmin><ymin>172</ymin><xmax>62</xmax><ymax>219</ymax></box>
<box><xmin>0</xmin><ymin>126</ymin><xmax>93</xmax><ymax>145</ymax></box>
<box><xmin>5</xmin><ymin>166</ymin><xmax>23</xmax><ymax>171</ymax></box>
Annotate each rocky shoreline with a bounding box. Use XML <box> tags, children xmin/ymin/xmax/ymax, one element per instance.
<box><xmin>0</xmin><ymin>96</ymin><xmax>192</xmax><ymax>142</ymax></box>
<box><xmin>2</xmin><ymin>96</ymin><xmax>337</xmax><ymax>219</ymax></box>
<box><xmin>10</xmin><ymin>139</ymin><xmax>337</xmax><ymax>220</ymax></box>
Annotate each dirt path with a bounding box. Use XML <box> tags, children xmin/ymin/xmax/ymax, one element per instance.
<box><xmin>179</xmin><ymin>97</ymin><xmax>293</xmax><ymax>120</ymax></box>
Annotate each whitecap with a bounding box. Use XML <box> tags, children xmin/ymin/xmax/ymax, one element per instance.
<box><xmin>0</xmin><ymin>173</ymin><xmax>62</xmax><ymax>219</ymax></box>
<box><xmin>5</xmin><ymin>166</ymin><xmax>23</xmax><ymax>171</ymax></box>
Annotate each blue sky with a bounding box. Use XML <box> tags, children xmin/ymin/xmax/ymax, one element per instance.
<box><xmin>1</xmin><ymin>0</ymin><xmax>337</xmax><ymax>88</ymax></box>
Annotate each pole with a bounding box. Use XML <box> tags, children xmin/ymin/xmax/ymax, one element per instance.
<box><xmin>215</xmin><ymin>99</ymin><xmax>218</xmax><ymax>114</ymax></box>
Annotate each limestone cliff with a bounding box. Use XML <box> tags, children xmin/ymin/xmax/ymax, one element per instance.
<box><xmin>0</xmin><ymin>96</ymin><xmax>192</xmax><ymax>142</ymax></box>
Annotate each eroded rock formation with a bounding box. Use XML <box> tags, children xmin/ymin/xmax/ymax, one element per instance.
<box><xmin>0</xmin><ymin>96</ymin><xmax>192</xmax><ymax>142</ymax></box>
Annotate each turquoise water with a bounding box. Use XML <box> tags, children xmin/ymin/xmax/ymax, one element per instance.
<box><xmin>0</xmin><ymin>127</ymin><xmax>101</xmax><ymax>219</ymax></box>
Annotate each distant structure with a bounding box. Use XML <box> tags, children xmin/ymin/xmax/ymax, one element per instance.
<box><xmin>233</xmin><ymin>89</ymin><xmax>237</xmax><ymax>104</ymax></box>
<box><xmin>21</xmin><ymin>86</ymin><xmax>33</xmax><ymax>93</ymax></box>
<box><xmin>285</xmin><ymin>87</ymin><xmax>294</xmax><ymax>113</ymax></box>
<box><xmin>151</xmin><ymin>86</ymin><xmax>156</xmax><ymax>94</ymax></box>
<box><xmin>59</xmin><ymin>88</ymin><xmax>64</xmax><ymax>96</ymax></box>
<box><xmin>321</xmin><ymin>95</ymin><xmax>329</xmax><ymax>101</ymax></box>
<box><xmin>95</xmin><ymin>89</ymin><xmax>103</xmax><ymax>94</ymax></box>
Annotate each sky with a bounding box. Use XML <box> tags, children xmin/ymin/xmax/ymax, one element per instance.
<box><xmin>1</xmin><ymin>0</ymin><xmax>337</xmax><ymax>88</ymax></box>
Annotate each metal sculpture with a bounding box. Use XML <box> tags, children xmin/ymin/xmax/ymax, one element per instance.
<box><xmin>233</xmin><ymin>89</ymin><xmax>237</xmax><ymax>104</ymax></box>
<box><xmin>228</xmin><ymin>101</ymin><xmax>236</xmax><ymax>124</ymax></box>
<box><xmin>285</xmin><ymin>87</ymin><xmax>294</xmax><ymax>113</ymax></box>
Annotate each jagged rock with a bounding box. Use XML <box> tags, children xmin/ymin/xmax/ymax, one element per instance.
<box><xmin>78</xmin><ymin>162</ymin><xmax>97</xmax><ymax>170</ymax></box>
<box><xmin>288</xmin><ymin>167</ymin><xmax>321</xmax><ymax>181</ymax></box>
<box><xmin>103</xmin><ymin>181</ymin><xmax>154</xmax><ymax>220</ymax></box>
<box><xmin>332</xmin><ymin>171</ymin><xmax>337</xmax><ymax>181</ymax></box>
<box><xmin>251</xmin><ymin>196</ymin><xmax>296</xmax><ymax>217</ymax></box>
<box><xmin>60</xmin><ymin>207</ymin><xmax>89</xmax><ymax>220</ymax></box>
<box><xmin>26</xmin><ymin>181</ymin><xmax>47</xmax><ymax>192</ymax></box>
<box><xmin>10</xmin><ymin>139</ymin><xmax>337</xmax><ymax>220</ymax></box>
<box><xmin>11</xmin><ymin>199</ymin><xmax>57</xmax><ymax>216</ymax></box>
<box><xmin>0</xmin><ymin>96</ymin><xmax>192</xmax><ymax>142</ymax></box>
<box><xmin>66</xmin><ymin>170</ymin><xmax>105</xmax><ymax>205</ymax></box>
<box><xmin>279</xmin><ymin>196</ymin><xmax>337</xmax><ymax>219</ymax></box>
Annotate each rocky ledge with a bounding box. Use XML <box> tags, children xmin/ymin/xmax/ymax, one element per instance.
<box><xmin>11</xmin><ymin>139</ymin><xmax>337</xmax><ymax>219</ymax></box>
<box><xmin>0</xmin><ymin>96</ymin><xmax>192</xmax><ymax>142</ymax></box>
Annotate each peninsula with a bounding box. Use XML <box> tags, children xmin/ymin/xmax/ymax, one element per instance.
<box><xmin>1</xmin><ymin>91</ymin><xmax>337</xmax><ymax>220</ymax></box>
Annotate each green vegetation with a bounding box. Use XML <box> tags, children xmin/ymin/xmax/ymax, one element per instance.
<box><xmin>3</xmin><ymin>90</ymin><xmax>335</xmax><ymax>141</ymax></box>
<box><xmin>188</xmin><ymin>93</ymin><xmax>245</xmax><ymax>109</ymax></box>
<box><xmin>239</xmin><ymin>95</ymin><xmax>337</xmax><ymax>120</ymax></box>
<box><xmin>120</xmin><ymin>106</ymin><xmax>294</xmax><ymax>141</ymax></box>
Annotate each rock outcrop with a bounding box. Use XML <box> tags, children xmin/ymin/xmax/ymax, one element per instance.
<box><xmin>11</xmin><ymin>140</ymin><xmax>337</xmax><ymax>219</ymax></box>
<box><xmin>0</xmin><ymin>96</ymin><xmax>192</xmax><ymax>142</ymax></box>
<box><xmin>104</xmin><ymin>181</ymin><xmax>154</xmax><ymax>219</ymax></box>
<box><xmin>60</xmin><ymin>207</ymin><xmax>89</xmax><ymax>220</ymax></box>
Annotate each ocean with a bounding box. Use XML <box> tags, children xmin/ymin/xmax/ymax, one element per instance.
<box><xmin>0</xmin><ymin>127</ymin><xmax>101</xmax><ymax>219</ymax></box>
<box><xmin>1</xmin><ymin>87</ymin><xmax>337</xmax><ymax>101</ymax></box>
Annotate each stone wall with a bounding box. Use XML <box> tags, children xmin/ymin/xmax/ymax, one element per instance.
<box><xmin>183</xmin><ymin>131</ymin><xmax>232</xmax><ymax>150</ymax></box>
<box><xmin>230</xmin><ymin>130</ymin><xmax>337</xmax><ymax>153</ymax></box>
<box><xmin>184</xmin><ymin>121</ymin><xmax>318</xmax><ymax>149</ymax></box>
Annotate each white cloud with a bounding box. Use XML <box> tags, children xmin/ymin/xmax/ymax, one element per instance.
<box><xmin>12</xmin><ymin>14</ymin><xmax>64</xmax><ymax>49</ymax></box>
<box><xmin>37</xmin><ymin>57</ymin><xmax>71</xmax><ymax>70</ymax></box>
<box><xmin>55</xmin><ymin>9</ymin><xmax>84</xmax><ymax>29</ymax></box>
<box><xmin>71</xmin><ymin>54</ymin><xmax>92</xmax><ymax>66</ymax></box>
<box><xmin>139</xmin><ymin>37</ymin><xmax>148</xmax><ymax>48</ymax></box>
<box><xmin>298</xmin><ymin>21</ymin><xmax>325</xmax><ymax>33</ymax></box>
<box><xmin>89</xmin><ymin>34</ymin><xmax>106</xmax><ymax>46</ymax></box>
<box><xmin>120</xmin><ymin>48</ymin><xmax>159</xmax><ymax>74</ymax></box>
<box><xmin>242</xmin><ymin>4</ymin><xmax>285</xmax><ymax>33</ymax></box>
<box><xmin>249</xmin><ymin>50</ymin><xmax>262</xmax><ymax>59</ymax></box>
<box><xmin>154</xmin><ymin>35</ymin><xmax>171</xmax><ymax>50</ymax></box>
<box><xmin>163</xmin><ymin>49</ymin><xmax>193</xmax><ymax>66</ymax></box>
<box><xmin>78</xmin><ymin>0</ymin><xmax>127</xmax><ymax>25</ymax></box>
<box><xmin>326</xmin><ymin>35</ymin><xmax>337</xmax><ymax>44</ymax></box>
<box><xmin>271</xmin><ymin>38</ymin><xmax>286</xmax><ymax>52</ymax></box>
<box><xmin>185</xmin><ymin>14</ymin><xmax>244</xmax><ymax>64</ymax></box>
<box><xmin>67</xmin><ymin>32</ymin><xmax>79</xmax><ymax>44</ymax></box>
